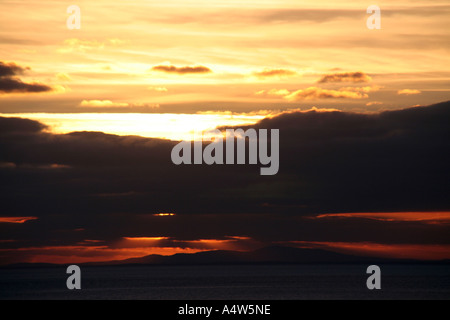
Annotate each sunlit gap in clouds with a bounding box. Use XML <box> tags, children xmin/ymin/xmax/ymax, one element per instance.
<box><xmin>123</xmin><ymin>237</ymin><xmax>170</xmax><ymax>241</ymax></box>
<box><xmin>0</xmin><ymin>112</ymin><xmax>268</xmax><ymax>141</ymax></box>
<box><xmin>153</xmin><ymin>213</ymin><xmax>176</xmax><ymax>217</ymax></box>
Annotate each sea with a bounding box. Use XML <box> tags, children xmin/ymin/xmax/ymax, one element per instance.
<box><xmin>0</xmin><ymin>264</ymin><xmax>449</xmax><ymax>300</ymax></box>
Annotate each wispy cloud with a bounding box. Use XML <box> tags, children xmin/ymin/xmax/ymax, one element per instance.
<box><xmin>398</xmin><ymin>89</ymin><xmax>421</xmax><ymax>95</ymax></box>
<box><xmin>253</xmin><ymin>68</ymin><xmax>297</xmax><ymax>78</ymax></box>
<box><xmin>318</xmin><ymin>72</ymin><xmax>372</xmax><ymax>84</ymax></box>
<box><xmin>285</xmin><ymin>87</ymin><xmax>370</xmax><ymax>100</ymax></box>
<box><xmin>151</xmin><ymin>64</ymin><xmax>212</xmax><ymax>75</ymax></box>
<box><xmin>58</xmin><ymin>38</ymin><xmax>124</xmax><ymax>53</ymax></box>
<box><xmin>0</xmin><ymin>217</ymin><xmax>38</xmax><ymax>224</ymax></box>
<box><xmin>80</xmin><ymin>100</ymin><xmax>130</xmax><ymax>108</ymax></box>
<box><xmin>287</xmin><ymin>241</ymin><xmax>450</xmax><ymax>261</ymax></box>
<box><xmin>366</xmin><ymin>101</ymin><xmax>384</xmax><ymax>106</ymax></box>
<box><xmin>55</xmin><ymin>73</ymin><xmax>72</xmax><ymax>82</ymax></box>
<box><xmin>147</xmin><ymin>86</ymin><xmax>168</xmax><ymax>92</ymax></box>
<box><xmin>257</xmin><ymin>86</ymin><xmax>377</xmax><ymax>100</ymax></box>
<box><xmin>256</xmin><ymin>89</ymin><xmax>291</xmax><ymax>96</ymax></box>
<box><xmin>257</xmin><ymin>85</ymin><xmax>381</xmax><ymax>101</ymax></box>
<box><xmin>313</xmin><ymin>212</ymin><xmax>450</xmax><ymax>225</ymax></box>
<box><xmin>80</xmin><ymin>100</ymin><xmax>159</xmax><ymax>109</ymax></box>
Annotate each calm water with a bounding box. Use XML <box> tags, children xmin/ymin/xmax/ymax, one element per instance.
<box><xmin>1</xmin><ymin>264</ymin><xmax>449</xmax><ymax>300</ymax></box>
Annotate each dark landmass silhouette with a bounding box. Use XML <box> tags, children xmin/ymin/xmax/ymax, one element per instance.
<box><xmin>3</xmin><ymin>246</ymin><xmax>449</xmax><ymax>268</ymax></box>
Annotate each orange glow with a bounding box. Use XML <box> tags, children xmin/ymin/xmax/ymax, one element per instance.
<box><xmin>153</xmin><ymin>213</ymin><xmax>176</xmax><ymax>217</ymax></box>
<box><xmin>194</xmin><ymin>239</ymin><xmax>231</xmax><ymax>244</ymax></box>
<box><xmin>314</xmin><ymin>212</ymin><xmax>450</xmax><ymax>224</ymax></box>
<box><xmin>123</xmin><ymin>237</ymin><xmax>170</xmax><ymax>241</ymax></box>
<box><xmin>288</xmin><ymin>241</ymin><xmax>450</xmax><ymax>261</ymax></box>
<box><xmin>183</xmin><ymin>239</ymin><xmax>233</xmax><ymax>248</ymax></box>
<box><xmin>120</xmin><ymin>236</ymin><xmax>255</xmax><ymax>251</ymax></box>
<box><xmin>176</xmin><ymin>238</ymin><xmax>247</xmax><ymax>251</ymax></box>
<box><xmin>0</xmin><ymin>216</ymin><xmax>38</xmax><ymax>224</ymax></box>
<box><xmin>226</xmin><ymin>236</ymin><xmax>252</xmax><ymax>240</ymax></box>
<box><xmin>0</xmin><ymin>245</ymin><xmax>208</xmax><ymax>265</ymax></box>
<box><xmin>0</xmin><ymin>235</ymin><xmax>258</xmax><ymax>264</ymax></box>
<box><xmin>183</xmin><ymin>239</ymin><xmax>233</xmax><ymax>246</ymax></box>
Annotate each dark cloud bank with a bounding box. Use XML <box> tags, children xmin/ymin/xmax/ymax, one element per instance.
<box><xmin>0</xmin><ymin>61</ymin><xmax>52</xmax><ymax>94</ymax></box>
<box><xmin>0</xmin><ymin>101</ymin><xmax>449</xmax><ymax>249</ymax></box>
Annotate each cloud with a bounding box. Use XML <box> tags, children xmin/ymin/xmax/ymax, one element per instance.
<box><xmin>366</xmin><ymin>101</ymin><xmax>384</xmax><ymax>106</ymax></box>
<box><xmin>151</xmin><ymin>64</ymin><xmax>212</xmax><ymax>75</ymax></box>
<box><xmin>0</xmin><ymin>116</ymin><xmax>47</xmax><ymax>134</ymax></box>
<box><xmin>257</xmin><ymin>86</ymin><xmax>381</xmax><ymax>100</ymax></box>
<box><xmin>253</xmin><ymin>69</ymin><xmax>297</xmax><ymax>78</ymax></box>
<box><xmin>147</xmin><ymin>86</ymin><xmax>168</xmax><ymax>92</ymax></box>
<box><xmin>339</xmin><ymin>86</ymin><xmax>382</xmax><ymax>93</ymax></box>
<box><xmin>1</xmin><ymin>101</ymin><xmax>449</xmax><ymax>216</ymax></box>
<box><xmin>314</xmin><ymin>212</ymin><xmax>450</xmax><ymax>224</ymax></box>
<box><xmin>80</xmin><ymin>100</ymin><xmax>130</xmax><ymax>108</ymax></box>
<box><xmin>80</xmin><ymin>100</ymin><xmax>160</xmax><ymax>109</ymax></box>
<box><xmin>285</xmin><ymin>87</ymin><xmax>368</xmax><ymax>100</ymax></box>
<box><xmin>58</xmin><ymin>38</ymin><xmax>124</xmax><ymax>53</ymax></box>
<box><xmin>318</xmin><ymin>72</ymin><xmax>372</xmax><ymax>83</ymax></box>
<box><xmin>0</xmin><ymin>61</ymin><xmax>53</xmax><ymax>94</ymax></box>
<box><xmin>286</xmin><ymin>241</ymin><xmax>450</xmax><ymax>261</ymax></box>
<box><xmin>55</xmin><ymin>73</ymin><xmax>72</xmax><ymax>82</ymax></box>
<box><xmin>257</xmin><ymin>85</ymin><xmax>381</xmax><ymax>101</ymax></box>
<box><xmin>1</xmin><ymin>101</ymin><xmax>449</xmax><ymax>263</ymax></box>
<box><xmin>398</xmin><ymin>89</ymin><xmax>421</xmax><ymax>95</ymax></box>
<box><xmin>256</xmin><ymin>89</ymin><xmax>291</xmax><ymax>96</ymax></box>
<box><xmin>0</xmin><ymin>61</ymin><xmax>29</xmax><ymax>77</ymax></box>
<box><xmin>0</xmin><ymin>78</ymin><xmax>53</xmax><ymax>94</ymax></box>
<box><xmin>0</xmin><ymin>217</ymin><xmax>38</xmax><ymax>224</ymax></box>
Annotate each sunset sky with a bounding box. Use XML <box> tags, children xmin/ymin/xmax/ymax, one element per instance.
<box><xmin>0</xmin><ymin>0</ymin><xmax>449</xmax><ymax>265</ymax></box>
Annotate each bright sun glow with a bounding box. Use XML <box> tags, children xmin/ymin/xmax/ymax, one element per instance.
<box><xmin>0</xmin><ymin>113</ymin><xmax>266</xmax><ymax>141</ymax></box>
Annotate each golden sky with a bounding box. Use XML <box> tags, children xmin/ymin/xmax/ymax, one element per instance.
<box><xmin>1</xmin><ymin>0</ymin><xmax>449</xmax><ymax>139</ymax></box>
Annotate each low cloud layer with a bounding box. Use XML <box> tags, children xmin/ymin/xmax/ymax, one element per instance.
<box><xmin>285</xmin><ymin>87</ymin><xmax>368</xmax><ymax>100</ymax></box>
<box><xmin>258</xmin><ymin>86</ymin><xmax>381</xmax><ymax>100</ymax></box>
